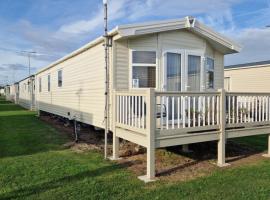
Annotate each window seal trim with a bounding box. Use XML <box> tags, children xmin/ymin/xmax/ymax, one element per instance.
<box><xmin>129</xmin><ymin>49</ymin><xmax>158</xmax><ymax>90</ymax></box>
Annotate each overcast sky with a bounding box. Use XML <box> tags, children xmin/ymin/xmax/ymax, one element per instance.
<box><xmin>0</xmin><ymin>0</ymin><xmax>269</xmax><ymax>85</ymax></box>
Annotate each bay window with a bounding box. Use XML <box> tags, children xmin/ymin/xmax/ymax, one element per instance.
<box><xmin>131</xmin><ymin>51</ymin><xmax>156</xmax><ymax>88</ymax></box>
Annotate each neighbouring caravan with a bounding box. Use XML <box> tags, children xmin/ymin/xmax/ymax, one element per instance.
<box><xmin>17</xmin><ymin>75</ymin><xmax>36</xmax><ymax>110</ymax></box>
<box><xmin>224</xmin><ymin>60</ymin><xmax>270</xmax><ymax>92</ymax></box>
<box><xmin>0</xmin><ymin>87</ymin><xmax>5</xmax><ymax>96</ymax></box>
<box><xmin>36</xmin><ymin>16</ymin><xmax>240</xmax><ymax>130</ymax></box>
<box><xmin>4</xmin><ymin>85</ymin><xmax>10</xmax><ymax>100</ymax></box>
<box><xmin>5</xmin><ymin>84</ymin><xmax>16</xmax><ymax>102</ymax></box>
<box><xmin>14</xmin><ymin>82</ymin><xmax>19</xmax><ymax>104</ymax></box>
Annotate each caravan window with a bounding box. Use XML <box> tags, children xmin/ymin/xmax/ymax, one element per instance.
<box><xmin>39</xmin><ymin>77</ymin><xmax>42</xmax><ymax>93</ymax></box>
<box><xmin>206</xmin><ymin>58</ymin><xmax>214</xmax><ymax>89</ymax></box>
<box><xmin>48</xmin><ymin>74</ymin><xmax>51</xmax><ymax>92</ymax></box>
<box><xmin>131</xmin><ymin>51</ymin><xmax>156</xmax><ymax>88</ymax></box>
<box><xmin>58</xmin><ymin>70</ymin><xmax>62</xmax><ymax>87</ymax></box>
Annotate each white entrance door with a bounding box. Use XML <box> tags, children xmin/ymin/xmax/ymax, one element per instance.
<box><xmin>165</xmin><ymin>52</ymin><xmax>183</xmax><ymax>92</ymax></box>
<box><xmin>164</xmin><ymin>52</ymin><xmax>183</xmax><ymax>121</ymax></box>
<box><xmin>186</xmin><ymin>54</ymin><xmax>202</xmax><ymax>92</ymax></box>
<box><xmin>163</xmin><ymin>51</ymin><xmax>203</xmax><ymax>123</ymax></box>
<box><xmin>164</xmin><ymin>51</ymin><xmax>203</xmax><ymax>92</ymax></box>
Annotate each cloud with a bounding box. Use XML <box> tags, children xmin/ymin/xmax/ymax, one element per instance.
<box><xmin>58</xmin><ymin>0</ymin><xmax>243</xmax><ymax>36</ymax></box>
<box><xmin>12</xmin><ymin>20</ymin><xmax>78</xmax><ymax>61</ymax></box>
<box><xmin>225</xmin><ymin>27</ymin><xmax>270</xmax><ymax>65</ymax></box>
<box><xmin>0</xmin><ymin>0</ymin><xmax>268</xmax><ymax>84</ymax></box>
<box><xmin>126</xmin><ymin>0</ymin><xmax>241</xmax><ymax>20</ymax></box>
<box><xmin>58</xmin><ymin>0</ymin><xmax>126</xmax><ymax>35</ymax></box>
<box><xmin>0</xmin><ymin>49</ymin><xmax>48</xmax><ymax>84</ymax></box>
<box><xmin>2</xmin><ymin>63</ymin><xmax>29</xmax><ymax>71</ymax></box>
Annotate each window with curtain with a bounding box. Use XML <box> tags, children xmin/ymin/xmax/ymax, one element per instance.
<box><xmin>132</xmin><ymin>51</ymin><xmax>156</xmax><ymax>88</ymax></box>
<box><xmin>166</xmin><ymin>52</ymin><xmax>181</xmax><ymax>91</ymax></box>
<box><xmin>187</xmin><ymin>55</ymin><xmax>201</xmax><ymax>91</ymax></box>
<box><xmin>58</xmin><ymin>70</ymin><xmax>62</xmax><ymax>87</ymax></box>
<box><xmin>39</xmin><ymin>77</ymin><xmax>42</xmax><ymax>93</ymax></box>
<box><xmin>206</xmin><ymin>58</ymin><xmax>214</xmax><ymax>89</ymax></box>
<box><xmin>48</xmin><ymin>74</ymin><xmax>51</xmax><ymax>92</ymax></box>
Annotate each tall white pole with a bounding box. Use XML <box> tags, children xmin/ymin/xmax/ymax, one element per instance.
<box><xmin>103</xmin><ymin>0</ymin><xmax>109</xmax><ymax>159</ymax></box>
<box><xmin>28</xmin><ymin>53</ymin><xmax>31</xmax><ymax>76</ymax></box>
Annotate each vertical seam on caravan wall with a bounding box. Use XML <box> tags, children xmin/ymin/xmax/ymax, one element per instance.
<box><xmin>127</xmin><ymin>39</ymin><xmax>131</xmax><ymax>90</ymax></box>
<box><xmin>110</xmin><ymin>39</ymin><xmax>115</xmax><ymax>131</ymax></box>
<box><xmin>112</xmin><ymin>40</ymin><xmax>116</xmax><ymax>90</ymax></box>
<box><xmin>157</xmin><ymin>33</ymin><xmax>160</xmax><ymax>91</ymax></box>
<box><xmin>214</xmin><ymin>50</ymin><xmax>224</xmax><ymax>89</ymax></box>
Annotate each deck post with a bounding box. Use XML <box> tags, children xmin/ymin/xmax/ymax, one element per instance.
<box><xmin>263</xmin><ymin>134</ymin><xmax>270</xmax><ymax>158</ymax></box>
<box><xmin>111</xmin><ymin>90</ymin><xmax>120</xmax><ymax>160</ymax></box>
<box><xmin>217</xmin><ymin>88</ymin><xmax>229</xmax><ymax>167</ymax></box>
<box><xmin>138</xmin><ymin>88</ymin><xmax>156</xmax><ymax>182</ymax></box>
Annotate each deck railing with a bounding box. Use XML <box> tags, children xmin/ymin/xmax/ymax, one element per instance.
<box><xmin>114</xmin><ymin>89</ymin><xmax>270</xmax><ymax>136</ymax></box>
<box><xmin>113</xmin><ymin>89</ymin><xmax>270</xmax><ymax>181</ymax></box>
<box><xmin>226</xmin><ymin>92</ymin><xmax>270</xmax><ymax>128</ymax></box>
<box><xmin>155</xmin><ymin>92</ymin><xmax>220</xmax><ymax>133</ymax></box>
<box><xmin>114</xmin><ymin>90</ymin><xmax>148</xmax><ymax>135</ymax></box>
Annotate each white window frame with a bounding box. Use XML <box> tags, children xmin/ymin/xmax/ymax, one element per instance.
<box><xmin>28</xmin><ymin>82</ymin><xmax>31</xmax><ymax>94</ymax></box>
<box><xmin>162</xmin><ymin>49</ymin><xmax>204</xmax><ymax>92</ymax></box>
<box><xmin>48</xmin><ymin>74</ymin><xmax>51</xmax><ymax>92</ymax></box>
<box><xmin>39</xmin><ymin>77</ymin><xmax>42</xmax><ymax>93</ymax></box>
<box><xmin>185</xmin><ymin>50</ymin><xmax>204</xmax><ymax>92</ymax></box>
<box><xmin>129</xmin><ymin>49</ymin><xmax>158</xmax><ymax>90</ymax></box>
<box><xmin>205</xmin><ymin>57</ymin><xmax>215</xmax><ymax>90</ymax></box>
<box><xmin>58</xmin><ymin>69</ymin><xmax>63</xmax><ymax>88</ymax></box>
<box><xmin>162</xmin><ymin>49</ymin><xmax>185</xmax><ymax>91</ymax></box>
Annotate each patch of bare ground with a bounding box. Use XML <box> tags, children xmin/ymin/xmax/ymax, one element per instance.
<box><xmin>39</xmin><ymin>114</ymin><xmax>268</xmax><ymax>183</ymax></box>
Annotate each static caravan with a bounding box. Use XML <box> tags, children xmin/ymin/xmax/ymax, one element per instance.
<box><xmin>5</xmin><ymin>84</ymin><xmax>16</xmax><ymax>102</ymax></box>
<box><xmin>4</xmin><ymin>85</ymin><xmax>10</xmax><ymax>100</ymax></box>
<box><xmin>14</xmin><ymin>83</ymin><xmax>19</xmax><ymax>104</ymax></box>
<box><xmin>17</xmin><ymin>75</ymin><xmax>36</xmax><ymax>110</ymax></box>
<box><xmin>0</xmin><ymin>87</ymin><xmax>5</xmax><ymax>96</ymax></box>
<box><xmin>35</xmin><ymin>17</ymin><xmax>270</xmax><ymax>181</ymax></box>
<box><xmin>224</xmin><ymin>60</ymin><xmax>270</xmax><ymax>92</ymax></box>
<box><xmin>36</xmin><ymin>16</ymin><xmax>239</xmax><ymax>128</ymax></box>
<box><xmin>36</xmin><ymin>17</ymin><xmax>243</xmax><ymax>179</ymax></box>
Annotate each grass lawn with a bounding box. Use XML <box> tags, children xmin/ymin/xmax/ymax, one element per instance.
<box><xmin>0</xmin><ymin>96</ymin><xmax>270</xmax><ymax>200</ymax></box>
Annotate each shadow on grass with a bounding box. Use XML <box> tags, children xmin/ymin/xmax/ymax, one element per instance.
<box><xmin>0</xmin><ymin>113</ymin><xmax>67</xmax><ymax>159</ymax></box>
<box><xmin>157</xmin><ymin>138</ymin><xmax>268</xmax><ymax>176</ymax></box>
<box><xmin>157</xmin><ymin>160</ymin><xmax>200</xmax><ymax>177</ymax></box>
<box><xmin>0</xmin><ymin>104</ymin><xmax>26</xmax><ymax>112</ymax></box>
<box><xmin>0</xmin><ymin>98</ymin><xmax>12</xmax><ymax>105</ymax></box>
<box><xmin>0</xmin><ymin>161</ymin><xmax>135</xmax><ymax>200</ymax></box>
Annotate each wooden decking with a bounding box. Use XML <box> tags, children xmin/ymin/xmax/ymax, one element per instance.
<box><xmin>111</xmin><ymin>88</ymin><xmax>270</xmax><ymax>182</ymax></box>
